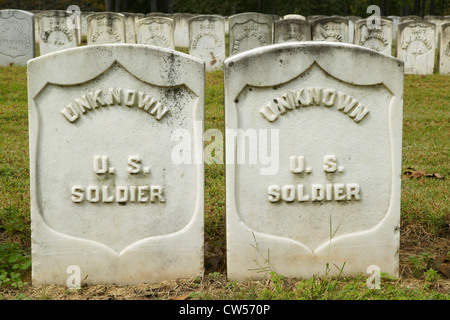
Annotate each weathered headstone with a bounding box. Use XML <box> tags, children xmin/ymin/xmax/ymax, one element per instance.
<box><xmin>86</xmin><ymin>12</ymin><xmax>126</xmax><ymax>45</ymax></box>
<box><xmin>312</xmin><ymin>17</ymin><xmax>349</xmax><ymax>43</ymax></box>
<box><xmin>273</xmin><ymin>19</ymin><xmax>311</xmax><ymax>43</ymax></box>
<box><xmin>424</xmin><ymin>15</ymin><xmax>449</xmax><ymax>45</ymax></box>
<box><xmin>387</xmin><ymin>15</ymin><xmax>400</xmax><ymax>41</ymax></box>
<box><xmin>399</xmin><ymin>15</ymin><xmax>421</xmax><ymax>23</ymax></box>
<box><xmin>283</xmin><ymin>14</ymin><xmax>306</xmax><ymax>20</ymax></box>
<box><xmin>135</xmin><ymin>17</ymin><xmax>175</xmax><ymax>49</ymax></box>
<box><xmin>437</xmin><ymin>22</ymin><xmax>450</xmax><ymax>74</ymax></box>
<box><xmin>224</xmin><ymin>42</ymin><xmax>403</xmax><ymax>281</ymax></box>
<box><xmin>173</xmin><ymin>13</ymin><xmax>194</xmax><ymax>47</ymax></box>
<box><xmin>80</xmin><ymin>11</ymin><xmax>94</xmax><ymax>39</ymax></box>
<box><xmin>0</xmin><ymin>9</ymin><xmax>35</xmax><ymax>66</ymax></box>
<box><xmin>28</xmin><ymin>44</ymin><xmax>205</xmax><ymax>285</ymax></box>
<box><xmin>397</xmin><ymin>21</ymin><xmax>436</xmax><ymax>74</ymax></box>
<box><xmin>228</xmin><ymin>12</ymin><xmax>273</xmax><ymax>56</ymax></box>
<box><xmin>146</xmin><ymin>12</ymin><xmax>170</xmax><ymax>18</ymax></box>
<box><xmin>354</xmin><ymin>18</ymin><xmax>393</xmax><ymax>56</ymax></box>
<box><xmin>122</xmin><ymin>12</ymin><xmax>137</xmax><ymax>43</ymax></box>
<box><xmin>38</xmin><ymin>10</ymin><xmax>78</xmax><ymax>55</ymax></box>
<box><xmin>188</xmin><ymin>15</ymin><xmax>225</xmax><ymax>71</ymax></box>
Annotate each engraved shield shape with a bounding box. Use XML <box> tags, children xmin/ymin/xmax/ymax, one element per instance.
<box><xmin>0</xmin><ymin>14</ymin><xmax>32</xmax><ymax>58</ymax></box>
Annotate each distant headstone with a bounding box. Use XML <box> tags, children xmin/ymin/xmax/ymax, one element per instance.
<box><xmin>173</xmin><ymin>13</ymin><xmax>194</xmax><ymax>47</ymax></box>
<box><xmin>80</xmin><ymin>11</ymin><xmax>95</xmax><ymax>39</ymax></box>
<box><xmin>224</xmin><ymin>42</ymin><xmax>403</xmax><ymax>281</ymax></box>
<box><xmin>273</xmin><ymin>19</ymin><xmax>311</xmax><ymax>43</ymax></box>
<box><xmin>86</xmin><ymin>12</ymin><xmax>126</xmax><ymax>45</ymax></box>
<box><xmin>0</xmin><ymin>9</ymin><xmax>35</xmax><ymax>66</ymax></box>
<box><xmin>283</xmin><ymin>14</ymin><xmax>306</xmax><ymax>20</ymax></box>
<box><xmin>397</xmin><ymin>21</ymin><xmax>436</xmax><ymax>74</ymax></box>
<box><xmin>399</xmin><ymin>15</ymin><xmax>421</xmax><ymax>23</ymax></box>
<box><xmin>312</xmin><ymin>17</ymin><xmax>349</xmax><ymax>43</ymax></box>
<box><xmin>188</xmin><ymin>15</ymin><xmax>225</xmax><ymax>71</ymax></box>
<box><xmin>31</xmin><ymin>10</ymin><xmax>40</xmax><ymax>43</ymax></box>
<box><xmin>122</xmin><ymin>12</ymin><xmax>137</xmax><ymax>43</ymax></box>
<box><xmin>354</xmin><ymin>18</ymin><xmax>393</xmax><ymax>56</ymax></box>
<box><xmin>307</xmin><ymin>15</ymin><xmax>328</xmax><ymax>22</ymax></box>
<box><xmin>146</xmin><ymin>12</ymin><xmax>170</xmax><ymax>18</ymax></box>
<box><xmin>228</xmin><ymin>12</ymin><xmax>273</xmax><ymax>56</ymax></box>
<box><xmin>28</xmin><ymin>44</ymin><xmax>205</xmax><ymax>285</ymax></box>
<box><xmin>133</xmin><ymin>13</ymin><xmax>145</xmax><ymax>24</ymax></box>
<box><xmin>135</xmin><ymin>16</ymin><xmax>175</xmax><ymax>49</ymax></box>
<box><xmin>437</xmin><ymin>22</ymin><xmax>450</xmax><ymax>74</ymax></box>
<box><xmin>387</xmin><ymin>15</ymin><xmax>400</xmax><ymax>41</ymax></box>
<box><xmin>38</xmin><ymin>10</ymin><xmax>78</xmax><ymax>55</ymax></box>
<box><xmin>424</xmin><ymin>15</ymin><xmax>449</xmax><ymax>45</ymax></box>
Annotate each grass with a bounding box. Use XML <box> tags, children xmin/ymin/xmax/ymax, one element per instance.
<box><xmin>0</xmin><ymin>51</ymin><xmax>449</xmax><ymax>300</ymax></box>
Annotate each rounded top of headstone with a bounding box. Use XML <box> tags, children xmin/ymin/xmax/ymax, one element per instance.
<box><xmin>224</xmin><ymin>42</ymin><xmax>403</xmax><ymax>94</ymax></box>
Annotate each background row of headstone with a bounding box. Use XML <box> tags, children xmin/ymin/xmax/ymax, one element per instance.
<box><xmin>1</xmin><ymin>10</ymin><xmax>449</xmax><ymax>74</ymax></box>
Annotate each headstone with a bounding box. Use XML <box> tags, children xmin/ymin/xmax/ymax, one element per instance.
<box><xmin>437</xmin><ymin>22</ymin><xmax>450</xmax><ymax>74</ymax></box>
<box><xmin>307</xmin><ymin>15</ymin><xmax>328</xmax><ymax>22</ymax></box>
<box><xmin>283</xmin><ymin>14</ymin><xmax>306</xmax><ymax>20</ymax></box>
<box><xmin>122</xmin><ymin>12</ymin><xmax>137</xmax><ymax>43</ymax></box>
<box><xmin>312</xmin><ymin>17</ymin><xmax>349</xmax><ymax>43</ymax></box>
<box><xmin>31</xmin><ymin>10</ymin><xmax>40</xmax><ymax>43</ymax></box>
<box><xmin>28</xmin><ymin>44</ymin><xmax>205</xmax><ymax>285</ymax></box>
<box><xmin>86</xmin><ymin>12</ymin><xmax>126</xmax><ymax>45</ymax></box>
<box><xmin>0</xmin><ymin>9</ymin><xmax>35</xmax><ymax>66</ymax></box>
<box><xmin>273</xmin><ymin>19</ymin><xmax>311</xmax><ymax>43</ymax></box>
<box><xmin>135</xmin><ymin>16</ymin><xmax>175</xmax><ymax>49</ymax></box>
<box><xmin>224</xmin><ymin>42</ymin><xmax>403</xmax><ymax>281</ymax></box>
<box><xmin>38</xmin><ymin>10</ymin><xmax>78</xmax><ymax>55</ymax></box>
<box><xmin>80</xmin><ymin>11</ymin><xmax>95</xmax><ymax>40</ymax></box>
<box><xmin>228</xmin><ymin>12</ymin><xmax>273</xmax><ymax>56</ymax></box>
<box><xmin>173</xmin><ymin>13</ymin><xmax>194</xmax><ymax>47</ymax></box>
<box><xmin>424</xmin><ymin>15</ymin><xmax>449</xmax><ymax>45</ymax></box>
<box><xmin>146</xmin><ymin>12</ymin><xmax>170</xmax><ymax>18</ymax></box>
<box><xmin>397</xmin><ymin>21</ymin><xmax>436</xmax><ymax>74</ymax></box>
<box><xmin>387</xmin><ymin>15</ymin><xmax>400</xmax><ymax>41</ymax></box>
<box><xmin>133</xmin><ymin>13</ymin><xmax>145</xmax><ymax>24</ymax></box>
<box><xmin>347</xmin><ymin>16</ymin><xmax>361</xmax><ymax>44</ymax></box>
<box><xmin>354</xmin><ymin>18</ymin><xmax>393</xmax><ymax>56</ymax></box>
<box><xmin>399</xmin><ymin>15</ymin><xmax>421</xmax><ymax>23</ymax></box>
<box><xmin>188</xmin><ymin>15</ymin><xmax>225</xmax><ymax>71</ymax></box>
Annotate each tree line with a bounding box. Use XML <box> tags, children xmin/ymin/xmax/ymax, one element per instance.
<box><xmin>1</xmin><ymin>0</ymin><xmax>448</xmax><ymax>17</ymax></box>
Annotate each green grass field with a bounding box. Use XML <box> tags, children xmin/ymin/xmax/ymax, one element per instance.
<box><xmin>0</xmin><ymin>59</ymin><xmax>448</xmax><ymax>299</ymax></box>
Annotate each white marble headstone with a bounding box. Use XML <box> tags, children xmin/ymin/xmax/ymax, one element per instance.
<box><xmin>438</xmin><ymin>22</ymin><xmax>450</xmax><ymax>74</ymax></box>
<box><xmin>188</xmin><ymin>15</ymin><xmax>225</xmax><ymax>72</ymax></box>
<box><xmin>86</xmin><ymin>12</ymin><xmax>126</xmax><ymax>45</ymax></box>
<box><xmin>312</xmin><ymin>17</ymin><xmax>349</xmax><ymax>43</ymax></box>
<box><xmin>354</xmin><ymin>18</ymin><xmax>393</xmax><ymax>56</ymax></box>
<box><xmin>28</xmin><ymin>44</ymin><xmax>205</xmax><ymax>285</ymax></box>
<box><xmin>397</xmin><ymin>21</ymin><xmax>436</xmax><ymax>74</ymax></box>
<box><xmin>224</xmin><ymin>42</ymin><xmax>403</xmax><ymax>281</ymax></box>
<box><xmin>283</xmin><ymin>14</ymin><xmax>306</xmax><ymax>20</ymax></box>
<box><xmin>122</xmin><ymin>12</ymin><xmax>137</xmax><ymax>43</ymax></box>
<box><xmin>0</xmin><ymin>9</ymin><xmax>35</xmax><ymax>66</ymax></box>
<box><xmin>38</xmin><ymin>10</ymin><xmax>78</xmax><ymax>55</ymax></box>
<box><xmin>273</xmin><ymin>19</ymin><xmax>311</xmax><ymax>43</ymax></box>
<box><xmin>135</xmin><ymin>17</ymin><xmax>175</xmax><ymax>49</ymax></box>
<box><xmin>228</xmin><ymin>12</ymin><xmax>273</xmax><ymax>56</ymax></box>
<box><xmin>173</xmin><ymin>13</ymin><xmax>194</xmax><ymax>47</ymax></box>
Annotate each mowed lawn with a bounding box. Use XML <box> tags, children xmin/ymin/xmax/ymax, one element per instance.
<box><xmin>0</xmin><ymin>63</ymin><xmax>448</xmax><ymax>299</ymax></box>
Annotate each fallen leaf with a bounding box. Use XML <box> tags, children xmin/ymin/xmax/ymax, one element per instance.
<box><xmin>429</xmin><ymin>252</ymin><xmax>450</xmax><ymax>278</ymax></box>
<box><xmin>403</xmin><ymin>167</ymin><xmax>444</xmax><ymax>179</ymax></box>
